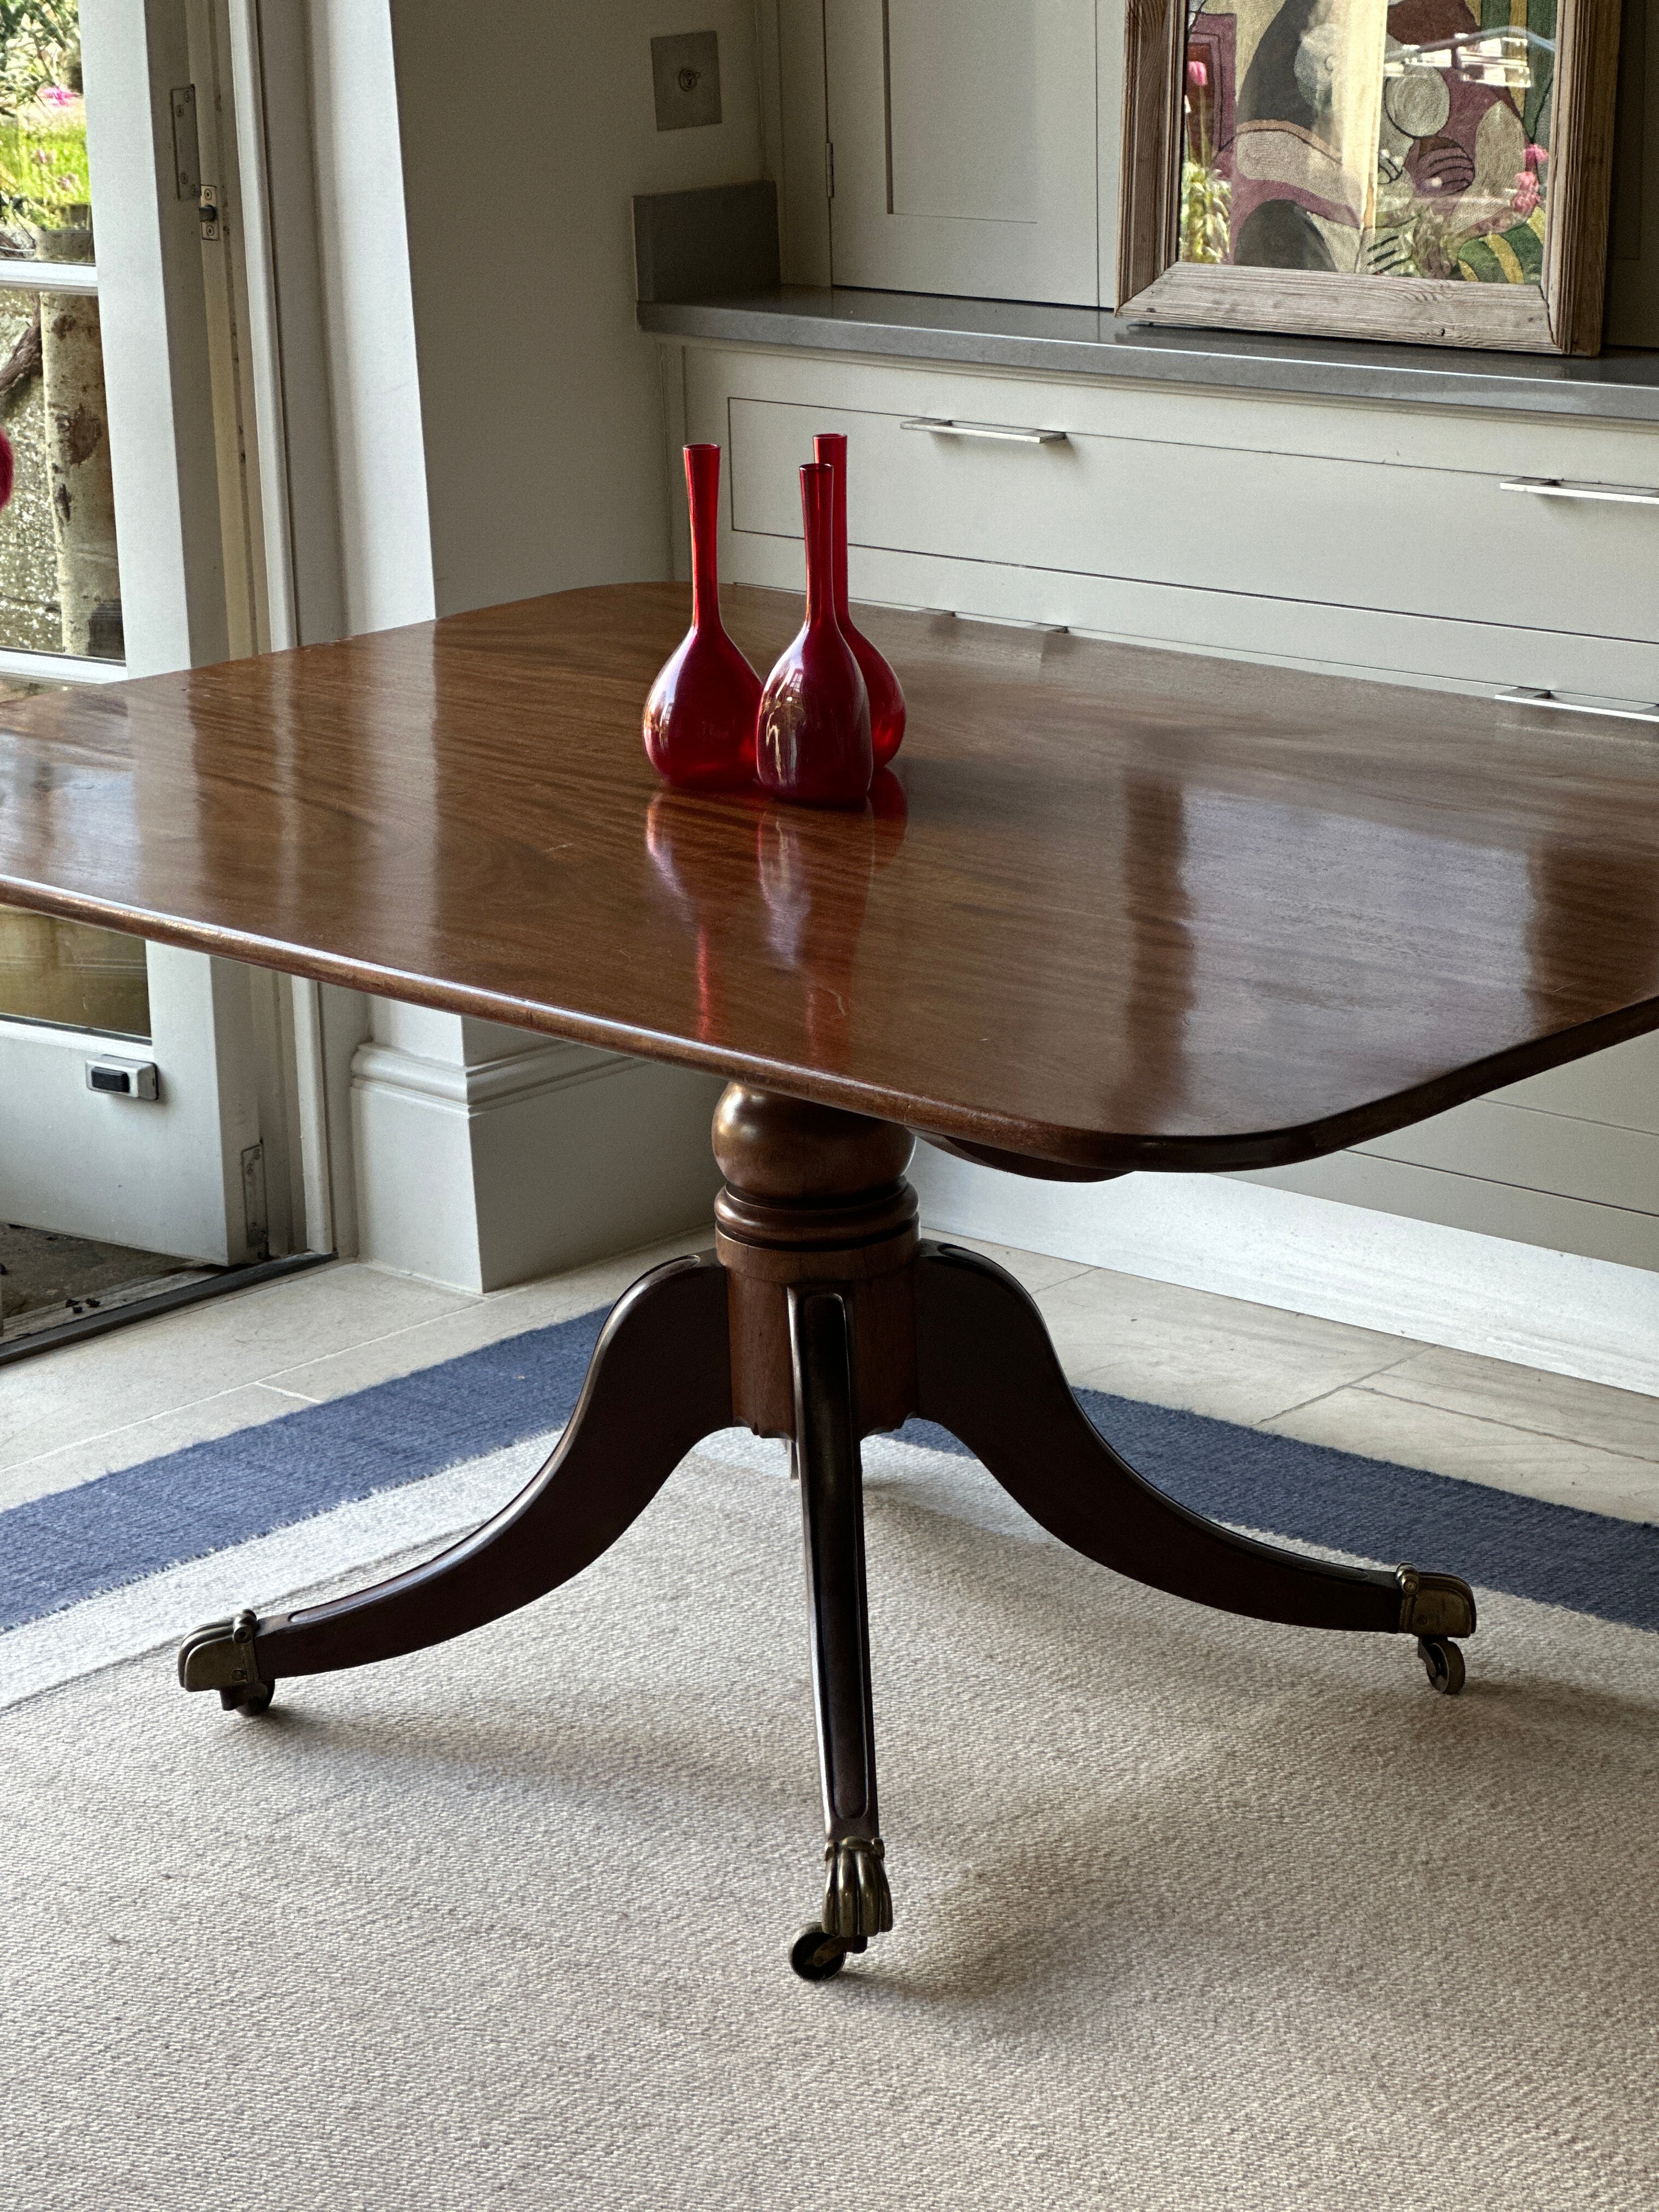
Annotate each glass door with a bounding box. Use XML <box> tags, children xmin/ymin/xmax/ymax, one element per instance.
<box><xmin>0</xmin><ymin>0</ymin><xmax>311</xmax><ymax>1349</ymax></box>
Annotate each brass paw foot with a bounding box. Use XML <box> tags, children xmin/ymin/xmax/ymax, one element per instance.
<box><xmin>790</xmin><ymin>1840</ymin><xmax>891</xmax><ymax>1978</ymax></box>
<box><xmin>177</xmin><ymin>1609</ymin><xmax>275</xmax><ymax>1714</ymax></box>
<box><xmin>822</xmin><ymin>1836</ymin><xmax>893</xmax><ymax>1941</ymax></box>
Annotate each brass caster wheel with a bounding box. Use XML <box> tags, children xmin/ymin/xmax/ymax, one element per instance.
<box><xmin>789</xmin><ymin>1927</ymin><xmax>865</xmax><ymax>1982</ymax></box>
<box><xmin>220</xmin><ymin>1684</ymin><xmax>275</xmax><ymax>1716</ymax></box>
<box><xmin>1418</xmin><ymin>1635</ymin><xmax>1466</xmax><ymax>1696</ymax></box>
<box><xmin>178</xmin><ymin>1609</ymin><xmax>275</xmax><ymax>1713</ymax></box>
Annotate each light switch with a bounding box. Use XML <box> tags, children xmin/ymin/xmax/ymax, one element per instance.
<box><xmin>652</xmin><ymin>31</ymin><xmax>722</xmax><ymax>132</ymax></box>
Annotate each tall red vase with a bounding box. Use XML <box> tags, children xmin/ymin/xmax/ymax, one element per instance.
<box><xmin>812</xmin><ymin>430</ymin><xmax>905</xmax><ymax>765</ymax></box>
<box><xmin>643</xmin><ymin>444</ymin><xmax>760</xmax><ymax>791</ymax></box>
<box><xmin>757</xmin><ymin>462</ymin><xmax>873</xmax><ymax>809</ymax></box>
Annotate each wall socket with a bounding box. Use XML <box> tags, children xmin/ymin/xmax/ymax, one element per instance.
<box><xmin>651</xmin><ymin>30</ymin><xmax>722</xmax><ymax>132</ymax></box>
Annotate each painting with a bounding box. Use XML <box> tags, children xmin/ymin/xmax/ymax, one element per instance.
<box><xmin>1118</xmin><ymin>0</ymin><xmax>1623</xmax><ymax>352</ymax></box>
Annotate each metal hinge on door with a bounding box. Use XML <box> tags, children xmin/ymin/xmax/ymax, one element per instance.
<box><xmin>170</xmin><ymin>84</ymin><xmax>200</xmax><ymax>198</ymax></box>
<box><xmin>825</xmin><ymin>140</ymin><xmax>835</xmax><ymax>199</ymax></box>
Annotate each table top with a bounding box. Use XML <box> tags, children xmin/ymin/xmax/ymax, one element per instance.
<box><xmin>1</xmin><ymin>583</ymin><xmax>1656</xmax><ymax>1175</ymax></box>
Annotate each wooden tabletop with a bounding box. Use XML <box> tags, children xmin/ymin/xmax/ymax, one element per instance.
<box><xmin>1</xmin><ymin>582</ymin><xmax>1656</xmax><ymax>1174</ymax></box>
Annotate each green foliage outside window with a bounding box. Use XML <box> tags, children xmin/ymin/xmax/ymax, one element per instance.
<box><xmin>0</xmin><ymin>2</ymin><xmax>84</xmax><ymax>239</ymax></box>
<box><xmin>1180</xmin><ymin>161</ymin><xmax>1232</xmax><ymax>266</ymax></box>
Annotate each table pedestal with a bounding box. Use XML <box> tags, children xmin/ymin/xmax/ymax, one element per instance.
<box><xmin>180</xmin><ymin>1086</ymin><xmax>1476</xmax><ymax>1979</ymax></box>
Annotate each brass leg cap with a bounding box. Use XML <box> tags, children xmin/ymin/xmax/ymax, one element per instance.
<box><xmin>177</xmin><ymin>1609</ymin><xmax>275</xmax><ymax>1713</ymax></box>
<box><xmin>822</xmin><ymin>1837</ymin><xmax>893</xmax><ymax>1940</ymax></box>
<box><xmin>1396</xmin><ymin>1567</ymin><xmax>1476</xmax><ymax>1639</ymax></box>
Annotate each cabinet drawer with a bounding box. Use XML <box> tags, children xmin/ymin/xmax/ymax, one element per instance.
<box><xmin>1359</xmin><ymin>1099</ymin><xmax>1659</xmax><ymax>1214</ymax></box>
<box><xmin>727</xmin><ymin>396</ymin><xmax>1659</xmax><ymax>647</ymax></box>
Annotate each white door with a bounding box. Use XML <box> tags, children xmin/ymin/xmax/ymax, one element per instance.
<box><xmin>0</xmin><ymin>0</ymin><xmax>309</xmax><ymax>1270</ymax></box>
<box><xmin>823</xmin><ymin>0</ymin><xmax>1101</xmax><ymax>306</ymax></box>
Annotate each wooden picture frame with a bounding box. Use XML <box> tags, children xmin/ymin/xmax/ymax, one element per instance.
<box><xmin>1116</xmin><ymin>0</ymin><xmax>1624</xmax><ymax>354</ymax></box>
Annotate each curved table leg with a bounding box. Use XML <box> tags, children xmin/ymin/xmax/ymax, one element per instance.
<box><xmin>913</xmin><ymin>1244</ymin><xmax>1475</xmax><ymax>1654</ymax></box>
<box><xmin>179</xmin><ymin>1251</ymin><xmax>733</xmax><ymax>1707</ymax></box>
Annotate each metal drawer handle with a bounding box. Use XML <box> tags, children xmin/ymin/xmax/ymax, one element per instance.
<box><xmin>951</xmin><ymin>611</ymin><xmax>1069</xmax><ymax>634</ymax></box>
<box><xmin>901</xmin><ymin>417</ymin><xmax>1069</xmax><ymax>446</ymax></box>
<box><xmin>1496</xmin><ymin>685</ymin><xmax>1659</xmax><ymax>725</ymax></box>
<box><xmin>1500</xmin><ymin>476</ymin><xmax>1659</xmax><ymax>506</ymax></box>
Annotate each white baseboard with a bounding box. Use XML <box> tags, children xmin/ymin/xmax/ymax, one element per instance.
<box><xmin>910</xmin><ymin>1144</ymin><xmax>1659</xmax><ymax>1400</ymax></box>
<box><xmin>352</xmin><ymin>1037</ymin><xmax>723</xmax><ymax>1293</ymax></box>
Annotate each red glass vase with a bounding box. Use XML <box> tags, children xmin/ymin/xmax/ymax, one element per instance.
<box><xmin>757</xmin><ymin>462</ymin><xmax>873</xmax><ymax>810</ymax></box>
<box><xmin>813</xmin><ymin>430</ymin><xmax>905</xmax><ymax>765</ymax></box>
<box><xmin>643</xmin><ymin>443</ymin><xmax>760</xmax><ymax>791</ymax></box>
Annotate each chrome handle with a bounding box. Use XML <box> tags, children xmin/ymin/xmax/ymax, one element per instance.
<box><xmin>1500</xmin><ymin>476</ymin><xmax>1659</xmax><ymax>506</ymax></box>
<box><xmin>950</xmin><ymin>611</ymin><xmax>1069</xmax><ymax>634</ymax></box>
<box><xmin>1496</xmin><ymin>685</ymin><xmax>1659</xmax><ymax>726</ymax></box>
<box><xmin>901</xmin><ymin>417</ymin><xmax>1069</xmax><ymax>445</ymax></box>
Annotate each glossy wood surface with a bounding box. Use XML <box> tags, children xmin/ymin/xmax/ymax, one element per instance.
<box><xmin>1</xmin><ymin>582</ymin><xmax>1657</xmax><ymax>1173</ymax></box>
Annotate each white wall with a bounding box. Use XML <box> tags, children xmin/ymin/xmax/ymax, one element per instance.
<box><xmin>306</xmin><ymin>1</ymin><xmax>436</xmax><ymax>634</ymax></box>
<box><xmin>388</xmin><ymin>0</ymin><xmax>765</xmax><ymax>616</ymax></box>
<box><xmin>351</xmin><ymin>1002</ymin><xmax>723</xmax><ymax>1294</ymax></box>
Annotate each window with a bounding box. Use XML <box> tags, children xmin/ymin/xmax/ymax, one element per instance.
<box><xmin>0</xmin><ymin>0</ymin><xmax>143</xmax><ymax>1039</ymax></box>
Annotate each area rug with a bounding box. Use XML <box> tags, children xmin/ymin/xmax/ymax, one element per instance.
<box><xmin>2</xmin><ymin>1294</ymin><xmax>1656</xmax><ymax>2208</ymax></box>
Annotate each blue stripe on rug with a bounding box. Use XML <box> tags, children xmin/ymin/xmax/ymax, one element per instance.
<box><xmin>2</xmin><ymin>1300</ymin><xmax>1655</xmax><ymax>1637</ymax></box>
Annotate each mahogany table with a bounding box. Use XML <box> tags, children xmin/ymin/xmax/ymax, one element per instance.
<box><xmin>4</xmin><ymin>584</ymin><xmax>1657</xmax><ymax>1980</ymax></box>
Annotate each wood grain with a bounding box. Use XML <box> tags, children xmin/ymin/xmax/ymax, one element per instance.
<box><xmin>713</xmin><ymin>1085</ymin><xmax>919</xmax><ymax>1437</ymax></box>
<box><xmin>1114</xmin><ymin>0</ymin><xmax>1187</xmax><ymax>311</ymax></box>
<box><xmin>1</xmin><ymin>582</ymin><xmax>1657</xmax><ymax>1176</ymax></box>
<box><xmin>915</xmin><ymin>1245</ymin><xmax>1418</xmax><ymax>1632</ymax></box>
<box><xmin>1547</xmin><ymin>0</ymin><xmax>1626</xmax><ymax>354</ymax></box>
<box><xmin>246</xmin><ymin>1253</ymin><xmax>734</xmax><ymax>1679</ymax></box>
<box><xmin>1125</xmin><ymin>264</ymin><xmax>1559</xmax><ymax>352</ymax></box>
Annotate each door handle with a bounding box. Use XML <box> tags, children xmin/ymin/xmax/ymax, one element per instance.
<box><xmin>1500</xmin><ymin>476</ymin><xmax>1659</xmax><ymax>506</ymax></box>
<box><xmin>901</xmin><ymin>417</ymin><xmax>1069</xmax><ymax>446</ymax></box>
<box><xmin>1496</xmin><ymin>686</ymin><xmax>1659</xmax><ymax>725</ymax></box>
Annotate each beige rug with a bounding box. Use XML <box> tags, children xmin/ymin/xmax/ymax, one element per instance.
<box><xmin>3</xmin><ymin>1437</ymin><xmax>1657</xmax><ymax>2210</ymax></box>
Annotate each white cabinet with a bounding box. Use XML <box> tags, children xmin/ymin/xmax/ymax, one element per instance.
<box><xmin>727</xmin><ymin>389</ymin><xmax>1659</xmax><ymax>652</ymax></box>
<box><xmin>821</xmin><ymin>0</ymin><xmax>1102</xmax><ymax>305</ymax></box>
<box><xmin>691</xmin><ymin>346</ymin><xmax>1659</xmax><ymax>703</ymax></box>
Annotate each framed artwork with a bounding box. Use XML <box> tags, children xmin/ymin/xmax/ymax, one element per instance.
<box><xmin>1118</xmin><ymin>0</ymin><xmax>1624</xmax><ymax>353</ymax></box>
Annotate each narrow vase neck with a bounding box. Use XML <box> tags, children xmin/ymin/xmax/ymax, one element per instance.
<box><xmin>814</xmin><ymin>432</ymin><xmax>851</xmax><ymax>623</ymax></box>
<box><xmin>685</xmin><ymin>443</ymin><xmax>722</xmax><ymax>630</ymax></box>
<box><xmin>800</xmin><ymin>462</ymin><xmax>836</xmax><ymax>630</ymax></box>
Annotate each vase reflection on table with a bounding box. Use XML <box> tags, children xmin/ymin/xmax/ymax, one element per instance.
<box><xmin>644</xmin><ymin>788</ymin><xmax>743</xmax><ymax>1045</ymax></box>
<box><xmin>645</xmin><ymin>772</ymin><xmax>906</xmax><ymax>1069</ymax></box>
<box><xmin>755</xmin><ymin>772</ymin><xmax>906</xmax><ymax>1068</ymax></box>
